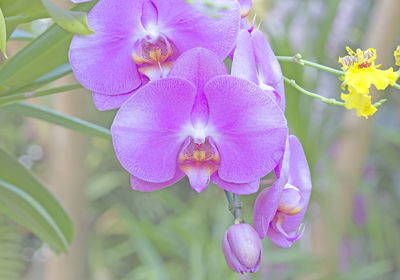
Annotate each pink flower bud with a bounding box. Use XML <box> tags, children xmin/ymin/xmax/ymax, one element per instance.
<box><xmin>222</xmin><ymin>223</ymin><xmax>262</xmax><ymax>274</ymax></box>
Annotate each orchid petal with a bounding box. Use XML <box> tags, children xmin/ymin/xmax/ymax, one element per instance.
<box><xmin>69</xmin><ymin>0</ymin><xmax>143</xmax><ymax>94</ymax></box>
<box><xmin>252</xmin><ymin>30</ymin><xmax>285</xmax><ymax>110</ymax></box>
<box><xmin>130</xmin><ymin>168</ymin><xmax>184</xmax><ymax>192</ymax></box>
<box><xmin>268</xmin><ymin>136</ymin><xmax>311</xmax><ymax>244</ymax></box>
<box><xmin>169</xmin><ymin>47</ymin><xmax>228</xmax><ymax>129</ymax></box>
<box><xmin>253</xmin><ymin>138</ymin><xmax>290</xmax><ymax>238</ymax></box>
<box><xmin>205</xmin><ymin>76</ymin><xmax>287</xmax><ymax>183</ymax></box>
<box><xmin>111</xmin><ymin>78</ymin><xmax>196</xmax><ymax>183</ymax></box>
<box><xmin>231</xmin><ymin>30</ymin><xmax>258</xmax><ymax>84</ymax></box>
<box><xmin>141</xmin><ymin>0</ymin><xmax>158</xmax><ymax>30</ymax></box>
<box><xmin>92</xmin><ymin>92</ymin><xmax>132</xmax><ymax>111</ymax></box>
<box><xmin>211</xmin><ymin>173</ymin><xmax>260</xmax><ymax>195</ymax></box>
<box><xmin>154</xmin><ymin>0</ymin><xmax>241</xmax><ymax>59</ymax></box>
<box><xmin>168</xmin><ymin>47</ymin><xmax>228</xmax><ymax>93</ymax></box>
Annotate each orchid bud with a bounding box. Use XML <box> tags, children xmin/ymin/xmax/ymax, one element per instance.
<box><xmin>222</xmin><ymin>223</ymin><xmax>262</xmax><ymax>274</ymax></box>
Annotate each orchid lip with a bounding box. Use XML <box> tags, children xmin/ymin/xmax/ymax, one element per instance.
<box><xmin>178</xmin><ymin>137</ymin><xmax>220</xmax><ymax>192</ymax></box>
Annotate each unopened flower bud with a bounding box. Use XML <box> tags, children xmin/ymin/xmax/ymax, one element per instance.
<box><xmin>222</xmin><ymin>223</ymin><xmax>262</xmax><ymax>274</ymax></box>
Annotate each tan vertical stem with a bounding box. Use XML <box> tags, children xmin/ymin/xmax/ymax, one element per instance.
<box><xmin>312</xmin><ymin>0</ymin><xmax>400</xmax><ymax>278</ymax></box>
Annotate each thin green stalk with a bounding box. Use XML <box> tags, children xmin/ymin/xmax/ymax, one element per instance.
<box><xmin>277</xmin><ymin>55</ymin><xmax>345</xmax><ymax>76</ymax></box>
<box><xmin>283</xmin><ymin>76</ymin><xmax>387</xmax><ymax>108</ymax></box>
<box><xmin>224</xmin><ymin>190</ymin><xmax>233</xmax><ymax>204</ymax></box>
<box><xmin>283</xmin><ymin>76</ymin><xmax>345</xmax><ymax>106</ymax></box>
<box><xmin>0</xmin><ymin>84</ymin><xmax>82</xmax><ymax>106</ymax></box>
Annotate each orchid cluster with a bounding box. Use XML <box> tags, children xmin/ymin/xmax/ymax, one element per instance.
<box><xmin>69</xmin><ymin>0</ymin><xmax>312</xmax><ymax>274</ymax></box>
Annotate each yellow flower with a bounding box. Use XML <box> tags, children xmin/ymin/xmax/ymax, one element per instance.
<box><xmin>395</xmin><ymin>45</ymin><xmax>400</xmax><ymax>66</ymax></box>
<box><xmin>339</xmin><ymin>47</ymin><xmax>398</xmax><ymax>94</ymax></box>
<box><xmin>341</xmin><ymin>87</ymin><xmax>377</xmax><ymax>119</ymax></box>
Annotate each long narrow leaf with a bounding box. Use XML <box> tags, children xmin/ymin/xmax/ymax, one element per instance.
<box><xmin>0</xmin><ymin>8</ymin><xmax>6</xmax><ymax>58</ymax></box>
<box><xmin>2</xmin><ymin>102</ymin><xmax>111</xmax><ymax>140</ymax></box>
<box><xmin>0</xmin><ymin>84</ymin><xmax>82</xmax><ymax>106</ymax></box>
<box><xmin>0</xmin><ymin>1</ymin><xmax>96</xmax><ymax>95</ymax></box>
<box><xmin>41</xmin><ymin>0</ymin><xmax>94</xmax><ymax>35</ymax></box>
<box><xmin>0</xmin><ymin>147</ymin><xmax>75</xmax><ymax>254</ymax></box>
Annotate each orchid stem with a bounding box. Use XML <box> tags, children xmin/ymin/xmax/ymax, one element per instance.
<box><xmin>277</xmin><ymin>54</ymin><xmax>345</xmax><ymax>76</ymax></box>
<box><xmin>224</xmin><ymin>190</ymin><xmax>233</xmax><ymax>204</ymax></box>
<box><xmin>283</xmin><ymin>76</ymin><xmax>387</xmax><ymax>108</ymax></box>
<box><xmin>283</xmin><ymin>76</ymin><xmax>345</xmax><ymax>106</ymax></box>
<box><xmin>224</xmin><ymin>191</ymin><xmax>243</xmax><ymax>223</ymax></box>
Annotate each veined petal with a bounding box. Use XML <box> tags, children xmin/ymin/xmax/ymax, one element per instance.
<box><xmin>205</xmin><ymin>76</ymin><xmax>287</xmax><ymax>183</ymax></box>
<box><xmin>69</xmin><ymin>0</ymin><xmax>143</xmax><ymax>94</ymax></box>
<box><xmin>141</xmin><ymin>0</ymin><xmax>158</xmax><ymax>30</ymax></box>
<box><xmin>130</xmin><ymin>168</ymin><xmax>184</xmax><ymax>192</ymax></box>
<box><xmin>168</xmin><ymin>47</ymin><xmax>228</xmax><ymax>93</ymax></box>
<box><xmin>111</xmin><ymin>78</ymin><xmax>196</xmax><ymax>183</ymax></box>
<box><xmin>252</xmin><ymin>30</ymin><xmax>285</xmax><ymax>110</ymax></box>
<box><xmin>168</xmin><ymin>48</ymin><xmax>228</xmax><ymax>129</ymax></box>
<box><xmin>92</xmin><ymin>92</ymin><xmax>133</xmax><ymax>111</ymax></box>
<box><xmin>154</xmin><ymin>0</ymin><xmax>241</xmax><ymax>59</ymax></box>
<box><xmin>231</xmin><ymin>30</ymin><xmax>258</xmax><ymax>85</ymax></box>
<box><xmin>211</xmin><ymin>173</ymin><xmax>260</xmax><ymax>195</ymax></box>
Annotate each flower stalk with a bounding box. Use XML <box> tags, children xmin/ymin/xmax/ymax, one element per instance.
<box><xmin>225</xmin><ymin>190</ymin><xmax>243</xmax><ymax>223</ymax></box>
<box><xmin>283</xmin><ymin>76</ymin><xmax>387</xmax><ymax>108</ymax></box>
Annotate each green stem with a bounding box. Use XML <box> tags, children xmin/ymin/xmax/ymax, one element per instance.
<box><xmin>0</xmin><ymin>84</ymin><xmax>83</xmax><ymax>107</ymax></box>
<box><xmin>224</xmin><ymin>190</ymin><xmax>233</xmax><ymax>204</ymax></box>
<box><xmin>277</xmin><ymin>55</ymin><xmax>345</xmax><ymax>76</ymax></box>
<box><xmin>283</xmin><ymin>76</ymin><xmax>387</xmax><ymax>108</ymax></box>
<box><xmin>283</xmin><ymin>76</ymin><xmax>345</xmax><ymax>106</ymax></box>
<box><xmin>224</xmin><ymin>191</ymin><xmax>243</xmax><ymax>223</ymax></box>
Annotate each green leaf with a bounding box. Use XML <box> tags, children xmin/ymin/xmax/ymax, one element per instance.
<box><xmin>41</xmin><ymin>0</ymin><xmax>94</xmax><ymax>35</ymax></box>
<box><xmin>0</xmin><ymin>1</ymin><xmax>96</xmax><ymax>95</ymax></box>
<box><xmin>0</xmin><ymin>0</ymin><xmax>47</xmax><ymax>38</ymax></box>
<box><xmin>2</xmin><ymin>102</ymin><xmax>112</xmax><ymax>140</ymax></box>
<box><xmin>0</xmin><ymin>8</ymin><xmax>6</xmax><ymax>58</ymax></box>
<box><xmin>0</xmin><ymin>83</ymin><xmax>82</xmax><ymax>106</ymax></box>
<box><xmin>0</xmin><ymin>147</ymin><xmax>75</xmax><ymax>254</ymax></box>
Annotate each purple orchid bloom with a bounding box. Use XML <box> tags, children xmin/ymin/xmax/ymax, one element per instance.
<box><xmin>111</xmin><ymin>48</ymin><xmax>288</xmax><ymax>194</ymax></box>
<box><xmin>222</xmin><ymin>223</ymin><xmax>262</xmax><ymax>274</ymax></box>
<box><xmin>69</xmin><ymin>0</ymin><xmax>241</xmax><ymax>111</ymax></box>
<box><xmin>253</xmin><ymin>135</ymin><xmax>311</xmax><ymax>247</ymax></box>
<box><xmin>232</xmin><ymin>29</ymin><xmax>285</xmax><ymax>110</ymax></box>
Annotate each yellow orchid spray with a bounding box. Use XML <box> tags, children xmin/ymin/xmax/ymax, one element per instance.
<box><xmin>339</xmin><ymin>47</ymin><xmax>398</xmax><ymax>118</ymax></box>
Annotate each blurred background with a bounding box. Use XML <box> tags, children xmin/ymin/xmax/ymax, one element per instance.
<box><xmin>1</xmin><ymin>0</ymin><xmax>400</xmax><ymax>279</ymax></box>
